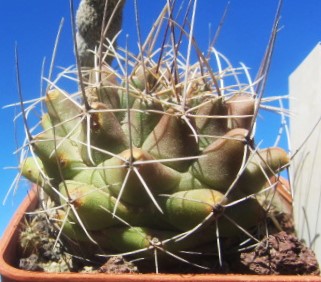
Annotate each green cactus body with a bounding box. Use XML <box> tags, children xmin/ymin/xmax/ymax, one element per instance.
<box><xmin>95</xmin><ymin>226</ymin><xmax>218</xmax><ymax>256</ymax></box>
<box><xmin>142</xmin><ymin>109</ymin><xmax>199</xmax><ymax>172</ymax></box>
<box><xmin>99</xmin><ymin>148</ymin><xmax>181</xmax><ymax>205</ymax></box>
<box><xmin>175</xmin><ymin>171</ymin><xmax>206</xmax><ymax>192</ymax></box>
<box><xmin>19</xmin><ymin>156</ymin><xmax>57</xmax><ymax>200</ymax></box>
<box><xmin>32</xmin><ymin>133</ymin><xmax>86</xmax><ymax>180</ymax></box>
<box><xmin>190</xmin><ymin>128</ymin><xmax>248</xmax><ymax>192</ymax></box>
<box><xmin>72</xmin><ymin>167</ymin><xmax>106</xmax><ymax>187</ymax></box>
<box><xmin>45</xmin><ymin>89</ymin><xmax>82</xmax><ymax>137</ymax></box>
<box><xmin>237</xmin><ymin>147</ymin><xmax>290</xmax><ymax>195</ymax></box>
<box><xmin>86</xmin><ymin>69</ymin><xmax>121</xmax><ymax>109</ymax></box>
<box><xmin>161</xmin><ymin>189</ymin><xmax>227</xmax><ymax>231</ymax></box>
<box><xmin>122</xmin><ymin>98</ymin><xmax>163</xmax><ymax>147</ymax></box>
<box><xmin>217</xmin><ymin>198</ymin><xmax>265</xmax><ymax>237</ymax></box>
<box><xmin>79</xmin><ymin>101</ymin><xmax>128</xmax><ymax>165</ymax></box>
<box><xmin>226</xmin><ymin>93</ymin><xmax>255</xmax><ymax>130</ymax></box>
<box><xmin>195</xmin><ymin>97</ymin><xmax>228</xmax><ymax>148</ymax></box>
<box><xmin>20</xmin><ymin>156</ymin><xmax>45</xmax><ymax>186</ymax></box>
<box><xmin>19</xmin><ymin>63</ymin><xmax>289</xmax><ymax>271</ymax></box>
<box><xmin>59</xmin><ymin>180</ymin><xmax>128</xmax><ymax>231</ymax></box>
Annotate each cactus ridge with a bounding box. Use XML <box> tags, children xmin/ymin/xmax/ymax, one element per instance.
<box><xmin>13</xmin><ymin>1</ymin><xmax>290</xmax><ymax>273</ymax></box>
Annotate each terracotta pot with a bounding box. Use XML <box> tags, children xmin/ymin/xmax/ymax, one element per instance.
<box><xmin>1</xmin><ymin>187</ymin><xmax>320</xmax><ymax>282</ymax></box>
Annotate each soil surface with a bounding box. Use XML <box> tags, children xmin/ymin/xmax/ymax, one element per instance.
<box><xmin>18</xmin><ymin>211</ymin><xmax>320</xmax><ymax>275</ymax></box>
<box><xmin>239</xmin><ymin>231</ymin><xmax>320</xmax><ymax>275</ymax></box>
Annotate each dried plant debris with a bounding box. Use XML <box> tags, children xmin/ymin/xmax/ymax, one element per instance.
<box><xmin>19</xmin><ymin>212</ymin><xmax>73</xmax><ymax>272</ymax></box>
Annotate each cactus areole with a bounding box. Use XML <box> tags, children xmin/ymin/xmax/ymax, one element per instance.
<box><xmin>14</xmin><ymin>0</ymin><xmax>292</xmax><ymax>274</ymax></box>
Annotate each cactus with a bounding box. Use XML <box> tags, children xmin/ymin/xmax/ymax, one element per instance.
<box><xmin>15</xmin><ymin>1</ymin><xmax>290</xmax><ymax>273</ymax></box>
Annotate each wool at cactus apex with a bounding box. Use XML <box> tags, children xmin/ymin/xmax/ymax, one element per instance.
<box><xmin>0</xmin><ymin>0</ymin><xmax>321</xmax><ymax>236</ymax></box>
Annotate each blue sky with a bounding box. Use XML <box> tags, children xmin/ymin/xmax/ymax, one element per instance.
<box><xmin>0</xmin><ymin>0</ymin><xmax>321</xmax><ymax>236</ymax></box>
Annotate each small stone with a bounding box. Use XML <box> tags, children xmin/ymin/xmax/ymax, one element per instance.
<box><xmin>19</xmin><ymin>254</ymin><xmax>42</xmax><ymax>271</ymax></box>
<box><xmin>99</xmin><ymin>256</ymin><xmax>139</xmax><ymax>274</ymax></box>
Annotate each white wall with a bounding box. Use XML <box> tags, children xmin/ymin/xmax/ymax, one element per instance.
<box><xmin>289</xmin><ymin>42</ymin><xmax>321</xmax><ymax>263</ymax></box>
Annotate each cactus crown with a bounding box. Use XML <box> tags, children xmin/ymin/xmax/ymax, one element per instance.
<box><xmin>14</xmin><ymin>1</ymin><xmax>289</xmax><ymax>273</ymax></box>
